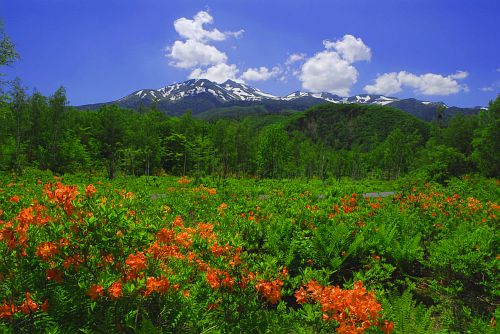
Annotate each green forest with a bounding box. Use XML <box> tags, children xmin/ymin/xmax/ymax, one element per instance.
<box><xmin>1</xmin><ymin>81</ymin><xmax>499</xmax><ymax>182</ymax></box>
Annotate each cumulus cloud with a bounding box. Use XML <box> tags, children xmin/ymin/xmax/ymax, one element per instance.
<box><xmin>241</xmin><ymin>66</ymin><xmax>281</xmax><ymax>81</ymax></box>
<box><xmin>169</xmin><ymin>39</ymin><xmax>227</xmax><ymax>68</ymax></box>
<box><xmin>299</xmin><ymin>51</ymin><xmax>358</xmax><ymax>96</ymax></box>
<box><xmin>364</xmin><ymin>71</ymin><xmax>469</xmax><ymax>96</ymax></box>
<box><xmin>168</xmin><ymin>11</ymin><xmax>241</xmax><ymax>71</ymax></box>
<box><xmin>285</xmin><ymin>53</ymin><xmax>306</xmax><ymax>66</ymax></box>
<box><xmin>168</xmin><ymin>10</ymin><xmax>275</xmax><ymax>84</ymax></box>
<box><xmin>296</xmin><ymin>35</ymin><xmax>370</xmax><ymax>95</ymax></box>
<box><xmin>189</xmin><ymin>63</ymin><xmax>240</xmax><ymax>83</ymax></box>
<box><xmin>363</xmin><ymin>73</ymin><xmax>402</xmax><ymax>95</ymax></box>
<box><xmin>173</xmin><ymin>11</ymin><xmax>242</xmax><ymax>43</ymax></box>
<box><xmin>323</xmin><ymin>35</ymin><xmax>371</xmax><ymax>63</ymax></box>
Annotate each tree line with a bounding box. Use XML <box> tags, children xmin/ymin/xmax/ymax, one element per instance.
<box><xmin>0</xmin><ymin>81</ymin><xmax>498</xmax><ymax>181</ymax></box>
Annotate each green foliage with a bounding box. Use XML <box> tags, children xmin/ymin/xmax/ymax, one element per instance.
<box><xmin>0</xmin><ymin>172</ymin><xmax>497</xmax><ymax>333</ymax></box>
<box><xmin>472</xmin><ymin>95</ymin><xmax>500</xmax><ymax>178</ymax></box>
<box><xmin>0</xmin><ymin>20</ymin><xmax>18</xmax><ymax>68</ymax></box>
<box><xmin>382</xmin><ymin>290</ymin><xmax>436</xmax><ymax>334</ymax></box>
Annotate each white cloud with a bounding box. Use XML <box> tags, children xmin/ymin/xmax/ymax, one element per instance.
<box><xmin>448</xmin><ymin>70</ymin><xmax>468</xmax><ymax>80</ymax></box>
<box><xmin>285</xmin><ymin>53</ymin><xmax>306</xmax><ymax>66</ymax></box>
<box><xmin>364</xmin><ymin>72</ymin><xmax>402</xmax><ymax>95</ymax></box>
<box><xmin>241</xmin><ymin>66</ymin><xmax>281</xmax><ymax>81</ymax></box>
<box><xmin>173</xmin><ymin>11</ymin><xmax>242</xmax><ymax>42</ymax></box>
<box><xmin>189</xmin><ymin>63</ymin><xmax>240</xmax><ymax>83</ymax></box>
<box><xmin>480</xmin><ymin>80</ymin><xmax>500</xmax><ymax>92</ymax></box>
<box><xmin>299</xmin><ymin>51</ymin><xmax>358</xmax><ymax>96</ymax></box>
<box><xmin>323</xmin><ymin>35</ymin><xmax>371</xmax><ymax>63</ymax></box>
<box><xmin>364</xmin><ymin>71</ymin><xmax>469</xmax><ymax>96</ymax></box>
<box><xmin>168</xmin><ymin>11</ymin><xmax>242</xmax><ymax>72</ymax></box>
<box><xmin>296</xmin><ymin>35</ymin><xmax>370</xmax><ymax>95</ymax></box>
<box><xmin>169</xmin><ymin>39</ymin><xmax>227</xmax><ymax>68</ymax></box>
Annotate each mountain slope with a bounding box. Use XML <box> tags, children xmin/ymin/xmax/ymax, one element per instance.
<box><xmin>286</xmin><ymin>103</ymin><xmax>431</xmax><ymax>150</ymax></box>
<box><xmin>77</xmin><ymin>79</ymin><xmax>482</xmax><ymax>121</ymax></box>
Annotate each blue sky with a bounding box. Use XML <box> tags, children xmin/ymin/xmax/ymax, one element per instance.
<box><xmin>1</xmin><ymin>0</ymin><xmax>499</xmax><ymax>107</ymax></box>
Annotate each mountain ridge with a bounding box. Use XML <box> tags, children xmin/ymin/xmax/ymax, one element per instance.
<box><xmin>77</xmin><ymin>79</ymin><xmax>482</xmax><ymax>121</ymax></box>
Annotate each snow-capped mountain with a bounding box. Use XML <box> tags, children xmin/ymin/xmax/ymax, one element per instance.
<box><xmin>78</xmin><ymin>79</ymin><xmax>481</xmax><ymax>121</ymax></box>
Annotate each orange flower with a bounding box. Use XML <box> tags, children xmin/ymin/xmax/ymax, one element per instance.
<box><xmin>87</xmin><ymin>284</ymin><xmax>104</xmax><ymax>301</ymax></box>
<box><xmin>125</xmin><ymin>252</ymin><xmax>147</xmax><ymax>272</ymax></box>
<box><xmin>144</xmin><ymin>276</ymin><xmax>170</xmax><ymax>296</ymax></box>
<box><xmin>156</xmin><ymin>228</ymin><xmax>174</xmax><ymax>243</ymax></box>
<box><xmin>19</xmin><ymin>292</ymin><xmax>38</xmax><ymax>314</ymax></box>
<box><xmin>206</xmin><ymin>268</ymin><xmax>221</xmax><ymax>289</ymax></box>
<box><xmin>36</xmin><ymin>242</ymin><xmax>59</xmax><ymax>261</ymax></box>
<box><xmin>41</xmin><ymin>300</ymin><xmax>49</xmax><ymax>312</ymax></box>
<box><xmin>177</xmin><ymin>177</ymin><xmax>191</xmax><ymax>185</ymax></box>
<box><xmin>255</xmin><ymin>279</ymin><xmax>283</xmax><ymax>304</ymax></box>
<box><xmin>294</xmin><ymin>280</ymin><xmax>386</xmax><ymax>333</ymax></box>
<box><xmin>0</xmin><ymin>300</ymin><xmax>15</xmax><ymax>320</ymax></box>
<box><xmin>108</xmin><ymin>282</ymin><xmax>123</xmax><ymax>300</ymax></box>
<box><xmin>9</xmin><ymin>195</ymin><xmax>19</xmax><ymax>203</ymax></box>
<box><xmin>46</xmin><ymin>268</ymin><xmax>64</xmax><ymax>283</ymax></box>
<box><xmin>85</xmin><ymin>184</ymin><xmax>97</xmax><ymax>197</ymax></box>
<box><xmin>382</xmin><ymin>320</ymin><xmax>394</xmax><ymax>334</ymax></box>
<box><xmin>173</xmin><ymin>215</ymin><xmax>184</xmax><ymax>227</ymax></box>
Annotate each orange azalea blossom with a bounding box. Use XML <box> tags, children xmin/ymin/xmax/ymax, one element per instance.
<box><xmin>36</xmin><ymin>241</ymin><xmax>59</xmax><ymax>261</ymax></box>
<box><xmin>175</xmin><ymin>231</ymin><xmax>193</xmax><ymax>248</ymax></box>
<box><xmin>255</xmin><ymin>279</ymin><xmax>283</xmax><ymax>304</ymax></box>
<box><xmin>206</xmin><ymin>268</ymin><xmax>234</xmax><ymax>290</ymax></box>
<box><xmin>211</xmin><ymin>242</ymin><xmax>231</xmax><ymax>256</ymax></box>
<box><xmin>197</xmin><ymin>223</ymin><xmax>215</xmax><ymax>240</ymax></box>
<box><xmin>125</xmin><ymin>252</ymin><xmax>147</xmax><ymax>272</ymax></box>
<box><xmin>85</xmin><ymin>184</ymin><xmax>97</xmax><ymax>197</ymax></box>
<box><xmin>239</xmin><ymin>271</ymin><xmax>256</xmax><ymax>289</ymax></box>
<box><xmin>41</xmin><ymin>300</ymin><xmax>49</xmax><ymax>312</ymax></box>
<box><xmin>230</xmin><ymin>247</ymin><xmax>243</xmax><ymax>267</ymax></box>
<box><xmin>295</xmin><ymin>280</ymin><xmax>390</xmax><ymax>334</ymax></box>
<box><xmin>44</xmin><ymin>182</ymin><xmax>79</xmax><ymax>215</ymax></box>
<box><xmin>173</xmin><ymin>215</ymin><xmax>184</xmax><ymax>227</ymax></box>
<box><xmin>46</xmin><ymin>268</ymin><xmax>64</xmax><ymax>283</ymax></box>
<box><xmin>19</xmin><ymin>292</ymin><xmax>38</xmax><ymax>314</ymax></box>
<box><xmin>63</xmin><ymin>254</ymin><xmax>84</xmax><ymax>269</ymax></box>
<box><xmin>108</xmin><ymin>282</ymin><xmax>123</xmax><ymax>300</ymax></box>
<box><xmin>206</xmin><ymin>268</ymin><xmax>222</xmax><ymax>289</ymax></box>
<box><xmin>177</xmin><ymin>177</ymin><xmax>191</xmax><ymax>185</ymax></box>
<box><xmin>9</xmin><ymin>195</ymin><xmax>19</xmax><ymax>203</ymax></box>
<box><xmin>382</xmin><ymin>320</ymin><xmax>395</xmax><ymax>334</ymax></box>
<box><xmin>144</xmin><ymin>276</ymin><xmax>170</xmax><ymax>296</ymax></box>
<box><xmin>156</xmin><ymin>228</ymin><xmax>174</xmax><ymax>243</ymax></box>
<box><xmin>87</xmin><ymin>284</ymin><xmax>104</xmax><ymax>301</ymax></box>
<box><xmin>0</xmin><ymin>300</ymin><xmax>16</xmax><ymax>320</ymax></box>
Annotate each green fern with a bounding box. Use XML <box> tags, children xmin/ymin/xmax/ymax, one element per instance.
<box><xmin>383</xmin><ymin>289</ymin><xmax>437</xmax><ymax>334</ymax></box>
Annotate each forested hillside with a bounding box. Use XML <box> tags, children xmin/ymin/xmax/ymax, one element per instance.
<box><xmin>1</xmin><ymin>83</ymin><xmax>498</xmax><ymax>181</ymax></box>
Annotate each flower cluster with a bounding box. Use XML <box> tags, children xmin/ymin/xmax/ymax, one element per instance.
<box><xmin>295</xmin><ymin>280</ymin><xmax>393</xmax><ymax>334</ymax></box>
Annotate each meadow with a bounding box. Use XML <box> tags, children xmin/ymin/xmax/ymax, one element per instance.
<box><xmin>0</xmin><ymin>169</ymin><xmax>498</xmax><ymax>333</ymax></box>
